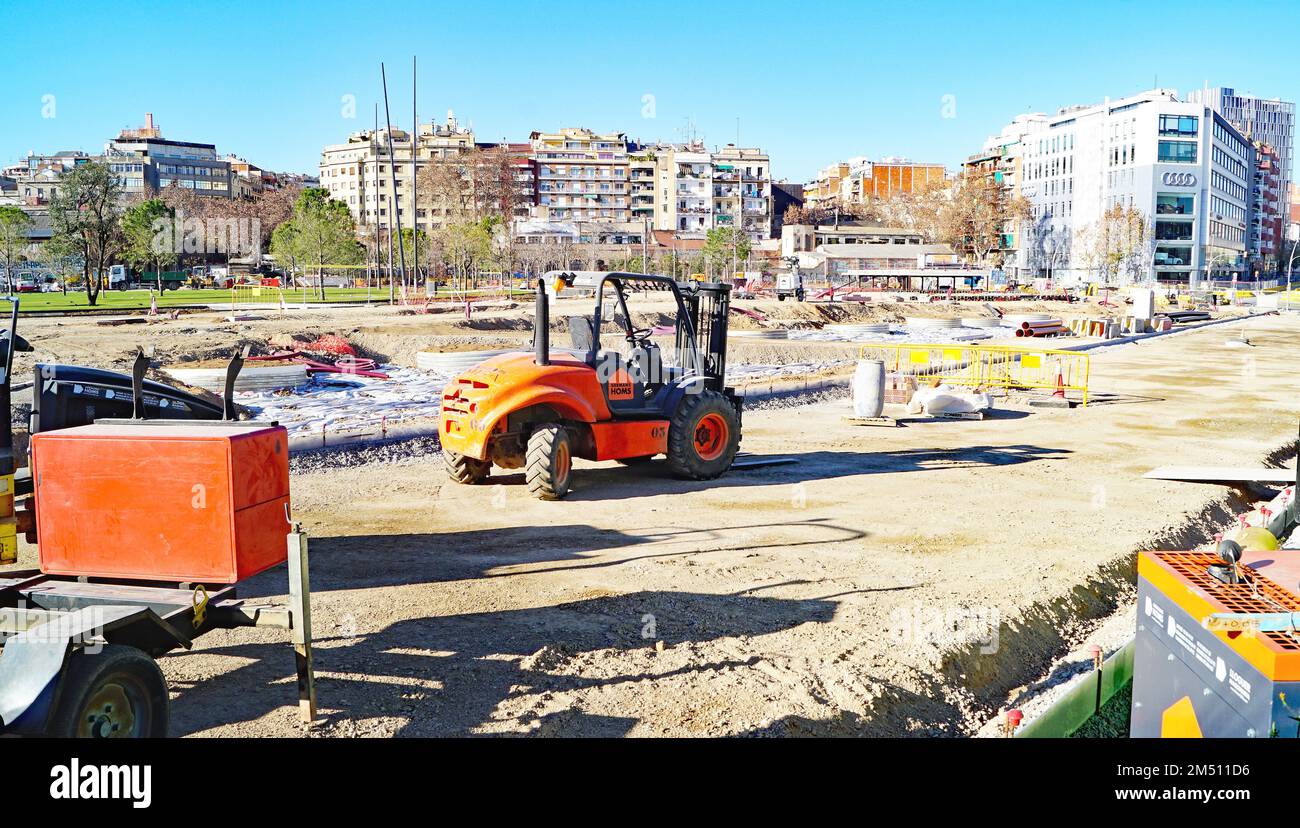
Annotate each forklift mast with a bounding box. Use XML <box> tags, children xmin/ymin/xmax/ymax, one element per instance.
<box><xmin>677</xmin><ymin>282</ymin><xmax>731</xmax><ymax>393</ymax></box>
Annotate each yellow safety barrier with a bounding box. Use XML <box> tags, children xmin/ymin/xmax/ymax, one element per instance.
<box><xmin>231</xmin><ymin>284</ymin><xmax>286</xmax><ymax>312</ymax></box>
<box><xmin>858</xmin><ymin>342</ymin><xmax>1091</xmax><ymax>406</ymax></box>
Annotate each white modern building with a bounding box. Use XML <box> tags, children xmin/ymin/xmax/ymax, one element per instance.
<box><xmin>1187</xmin><ymin>87</ymin><xmax>1295</xmax><ymax>271</ymax></box>
<box><xmin>1002</xmin><ymin>89</ymin><xmax>1255</xmax><ymax>287</ymax></box>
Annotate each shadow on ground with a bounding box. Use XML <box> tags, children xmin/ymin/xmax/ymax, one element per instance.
<box><xmin>477</xmin><ymin>445</ymin><xmax>1072</xmax><ymax>503</ymax></box>
<box><xmin>167</xmin><ymin>587</ymin><xmax>840</xmax><ymax>737</ymax></box>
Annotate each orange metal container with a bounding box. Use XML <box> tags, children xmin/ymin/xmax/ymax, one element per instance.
<box><xmin>31</xmin><ymin>422</ymin><xmax>290</xmax><ymax>583</ymax></box>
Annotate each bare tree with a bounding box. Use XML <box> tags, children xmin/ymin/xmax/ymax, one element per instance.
<box><xmin>936</xmin><ymin>171</ymin><xmax>1030</xmax><ymax>270</ymax></box>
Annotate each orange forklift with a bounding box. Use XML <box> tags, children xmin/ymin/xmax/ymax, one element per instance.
<box><xmin>439</xmin><ymin>271</ymin><xmax>742</xmax><ymax>499</ymax></box>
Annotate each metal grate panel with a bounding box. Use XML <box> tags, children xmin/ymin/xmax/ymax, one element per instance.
<box><xmin>1154</xmin><ymin>551</ymin><xmax>1300</xmax><ymax>651</ymax></box>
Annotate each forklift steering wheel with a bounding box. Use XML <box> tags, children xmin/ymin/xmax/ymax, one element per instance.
<box><xmin>626</xmin><ymin>327</ymin><xmax>653</xmax><ymax>343</ymax></box>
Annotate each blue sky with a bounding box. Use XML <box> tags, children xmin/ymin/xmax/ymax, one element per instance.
<box><xmin>2</xmin><ymin>0</ymin><xmax>1297</xmax><ymax>182</ymax></box>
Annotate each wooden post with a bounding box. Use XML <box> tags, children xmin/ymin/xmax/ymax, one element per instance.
<box><xmin>286</xmin><ymin>523</ymin><xmax>316</xmax><ymax>725</ymax></box>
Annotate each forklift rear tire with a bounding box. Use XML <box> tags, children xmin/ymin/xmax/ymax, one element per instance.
<box><xmin>45</xmin><ymin>645</ymin><xmax>169</xmax><ymax>738</ymax></box>
<box><xmin>667</xmin><ymin>391</ymin><xmax>741</xmax><ymax>480</ymax></box>
<box><xmin>527</xmin><ymin>423</ymin><xmax>573</xmax><ymax>500</ymax></box>
<box><xmin>443</xmin><ymin>450</ymin><xmax>490</xmax><ymax>484</ymax></box>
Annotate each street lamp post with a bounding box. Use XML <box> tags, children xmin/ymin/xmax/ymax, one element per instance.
<box><xmin>1285</xmin><ymin>234</ymin><xmax>1299</xmax><ymax>311</ymax></box>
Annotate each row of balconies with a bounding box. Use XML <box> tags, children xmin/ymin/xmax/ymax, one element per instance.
<box><xmin>539</xmin><ymin>183</ymin><xmax>627</xmax><ymax>193</ymax></box>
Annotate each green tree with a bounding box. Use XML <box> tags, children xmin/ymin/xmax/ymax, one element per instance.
<box><xmin>438</xmin><ymin>219</ymin><xmax>493</xmax><ymax>293</ymax></box>
<box><xmin>702</xmin><ymin>227</ymin><xmax>752</xmax><ymax>278</ymax></box>
<box><xmin>121</xmin><ymin>199</ymin><xmax>175</xmax><ymax>287</ymax></box>
<box><xmin>0</xmin><ymin>206</ymin><xmax>32</xmax><ymax>295</ymax></box>
<box><xmin>48</xmin><ymin>162</ymin><xmax>123</xmax><ymax>306</ymax></box>
<box><xmin>270</xmin><ymin>188</ymin><xmax>362</xmax><ymax>299</ymax></box>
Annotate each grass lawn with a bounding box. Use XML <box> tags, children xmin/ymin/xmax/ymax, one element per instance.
<box><xmin>13</xmin><ymin>287</ymin><xmax>391</xmax><ymax>313</ymax></box>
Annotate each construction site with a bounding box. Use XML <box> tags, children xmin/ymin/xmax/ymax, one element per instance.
<box><xmin>1</xmin><ymin>277</ymin><xmax>1295</xmax><ymax>740</ymax></box>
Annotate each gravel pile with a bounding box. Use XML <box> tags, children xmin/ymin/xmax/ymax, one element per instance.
<box><xmin>290</xmin><ymin>434</ymin><xmax>444</xmax><ymax>474</ymax></box>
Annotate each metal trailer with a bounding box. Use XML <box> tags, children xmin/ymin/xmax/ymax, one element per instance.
<box><xmin>0</xmin><ymin>522</ymin><xmax>316</xmax><ymax>738</ymax></box>
<box><xmin>0</xmin><ymin>296</ymin><xmax>315</xmax><ymax>737</ymax></box>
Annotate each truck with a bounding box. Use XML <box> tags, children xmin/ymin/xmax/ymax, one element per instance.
<box><xmin>107</xmin><ymin>264</ymin><xmax>130</xmax><ymax>291</ymax></box>
<box><xmin>137</xmin><ymin>270</ymin><xmax>189</xmax><ymax>291</ymax></box>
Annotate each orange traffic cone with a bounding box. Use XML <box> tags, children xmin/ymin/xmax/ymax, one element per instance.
<box><xmin>1052</xmin><ymin>370</ymin><xmax>1066</xmax><ymax>399</ymax></box>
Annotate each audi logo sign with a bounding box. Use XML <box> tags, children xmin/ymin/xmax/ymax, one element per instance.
<box><xmin>1161</xmin><ymin>172</ymin><xmax>1197</xmax><ymax>187</ymax></box>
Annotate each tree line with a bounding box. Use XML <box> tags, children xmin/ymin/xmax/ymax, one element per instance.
<box><xmin>785</xmin><ymin>171</ymin><xmax>1169</xmax><ymax>285</ymax></box>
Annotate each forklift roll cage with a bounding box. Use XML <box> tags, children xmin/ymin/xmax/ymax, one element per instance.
<box><xmin>538</xmin><ymin>270</ymin><xmax>731</xmax><ymax>394</ymax></box>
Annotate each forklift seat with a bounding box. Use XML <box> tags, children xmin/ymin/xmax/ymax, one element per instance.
<box><xmin>627</xmin><ymin>341</ymin><xmax>661</xmax><ymax>387</ymax></box>
<box><xmin>567</xmin><ymin>316</ymin><xmax>595</xmax><ymax>355</ymax></box>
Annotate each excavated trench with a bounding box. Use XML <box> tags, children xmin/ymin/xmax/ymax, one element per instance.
<box><xmin>953</xmin><ymin>434</ymin><xmax>1299</xmax><ymax>738</ymax></box>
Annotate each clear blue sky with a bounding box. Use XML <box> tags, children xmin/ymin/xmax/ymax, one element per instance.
<box><xmin>2</xmin><ymin>0</ymin><xmax>1297</xmax><ymax>182</ymax></box>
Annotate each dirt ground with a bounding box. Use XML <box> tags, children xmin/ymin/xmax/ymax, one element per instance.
<box><xmin>5</xmin><ymin>301</ymin><xmax>1293</xmax><ymax>737</ymax></box>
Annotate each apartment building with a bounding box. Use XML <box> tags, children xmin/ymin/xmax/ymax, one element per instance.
<box><xmin>6</xmin><ymin>114</ymin><xmax>234</xmax><ymax>205</ymax></box>
<box><xmin>319</xmin><ymin>112</ymin><xmax>476</xmax><ymax>232</ymax></box>
<box><xmin>6</xmin><ymin>151</ymin><xmax>92</xmax><ymax>205</ymax></box>
<box><xmin>771</xmin><ymin>181</ymin><xmax>804</xmax><ymax>236</ymax></box>
<box><xmin>530</xmin><ymin>128</ymin><xmax>632</xmax><ymax>223</ymax></box>
<box><xmin>1290</xmin><ymin>183</ymin><xmax>1300</xmax><ymax>246</ymax></box>
<box><xmin>840</xmin><ymin>157</ymin><xmax>945</xmax><ymax>201</ymax></box>
<box><xmin>653</xmin><ymin>143</ymin><xmax>713</xmax><ymax>237</ymax></box>
<box><xmin>998</xmin><ymin>89</ymin><xmax>1255</xmax><ymax>286</ymax></box>
<box><xmin>1251</xmin><ymin>142</ymin><xmax>1283</xmax><ymax>269</ymax></box>
<box><xmin>962</xmin><ymin>115</ymin><xmax>1042</xmax><ymax>274</ymax></box>
<box><xmin>803</xmin><ymin>161</ymin><xmax>850</xmax><ymax>209</ymax></box>
<box><xmin>711</xmin><ymin>144</ymin><xmax>771</xmax><ymax>243</ymax></box>
<box><xmin>1188</xmin><ymin>87</ymin><xmax>1294</xmax><ymax>271</ymax></box>
<box><xmin>780</xmin><ymin>221</ymin><xmax>929</xmax><ymax>256</ymax></box>
<box><xmin>106</xmin><ymin>114</ymin><xmax>232</xmax><ymax>199</ymax></box>
<box><xmin>494</xmin><ymin>142</ymin><xmax>537</xmax><ymax>220</ymax></box>
<box><xmin>805</xmin><ymin>157</ymin><xmax>945</xmax><ymax>210</ymax></box>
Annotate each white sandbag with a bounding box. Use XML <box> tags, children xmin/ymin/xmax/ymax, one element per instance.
<box><xmin>852</xmin><ymin>359</ymin><xmax>885</xmax><ymax>417</ymax></box>
<box><xmin>907</xmin><ymin>383</ymin><xmax>991</xmax><ymax>415</ymax></box>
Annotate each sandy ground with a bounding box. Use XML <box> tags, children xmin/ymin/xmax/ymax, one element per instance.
<box><xmin>4</xmin><ymin>300</ymin><xmax>1290</xmax><ymax>737</ymax></box>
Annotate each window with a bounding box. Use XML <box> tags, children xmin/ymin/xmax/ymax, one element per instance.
<box><xmin>1159</xmin><ymin>115</ymin><xmax>1199</xmax><ymax>136</ymax></box>
<box><xmin>1158</xmin><ymin>141</ymin><xmax>1197</xmax><ymax>163</ymax></box>
<box><xmin>1154</xmin><ymin>245</ymin><xmax>1193</xmax><ymax>266</ymax></box>
<box><xmin>1155</xmin><ymin>220</ymin><xmax>1193</xmax><ymax>241</ymax></box>
<box><xmin>1156</xmin><ymin>194</ymin><xmax>1194</xmax><ymax>215</ymax></box>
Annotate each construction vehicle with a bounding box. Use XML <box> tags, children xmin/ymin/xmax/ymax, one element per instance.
<box><xmin>776</xmin><ymin>256</ymin><xmax>806</xmax><ymax>301</ymax></box>
<box><xmin>0</xmin><ymin>299</ymin><xmax>315</xmax><ymax>737</ymax></box>
<box><xmin>439</xmin><ymin>271</ymin><xmax>742</xmax><ymax>499</ymax></box>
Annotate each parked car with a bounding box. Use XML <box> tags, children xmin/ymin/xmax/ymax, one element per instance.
<box><xmin>13</xmin><ymin>277</ymin><xmax>39</xmax><ymax>293</ymax></box>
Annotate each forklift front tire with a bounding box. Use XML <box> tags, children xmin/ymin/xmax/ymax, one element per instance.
<box><xmin>443</xmin><ymin>450</ymin><xmax>491</xmax><ymax>484</ymax></box>
<box><xmin>527</xmin><ymin>423</ymin><xmax>573</xmax><ymax>500</ymax></box>
<box><xmin>667</xmin><ymin>391</ymin><xmax>741</xmax><ymax>480</ymax></box>
<box><xmin>45</xmin><ymin>645</ymin><xmax>169</xmax><ymax>738</ymax></box>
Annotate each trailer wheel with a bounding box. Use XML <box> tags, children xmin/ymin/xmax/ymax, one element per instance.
<box><xmin>46</xmin><ymin>645</ymin><xmax>169</xmax><ymax>738</ymax></box>
<box><xmin>526</xmin><ymin>423</ymin><xmax>572</xmax><ymax>500</ymax></box>
<box><xmin>443</xmin><ymin>449</ymin><xmax>490</xmax><ymax>484</ymax></box>
<box><xmin>666</xmin><ymin>391</ymin><xmax>741</xmax><ymax>480</ymax></box>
